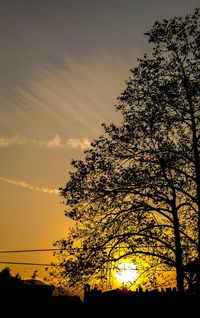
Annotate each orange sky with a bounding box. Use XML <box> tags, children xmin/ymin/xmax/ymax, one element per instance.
<box><xmin>0</xmin><ymin>0</ymin><xmax>199</xmax><ymax>282</ymax></box>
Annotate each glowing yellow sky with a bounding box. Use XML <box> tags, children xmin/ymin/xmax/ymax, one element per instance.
<box><xmin>0</xmin><ymin>0</ymin><xmax>199</xmax><ymax>282</ymax></box>
<box><xmin>0</xmin><ymin>55</ymin><xmax>132</xmax><ymax>279</ymax></box>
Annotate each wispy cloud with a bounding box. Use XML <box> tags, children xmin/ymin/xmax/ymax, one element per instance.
<box><xmin>34</xmin><ymin>134</ymin><xmax>62</xmax><ymax>148</ymax></box>
<box><xmin>0</xmin><ymin>134</ymin><xmax>91</xmax><ymax>150</ymax></box>
<box><xmin>0</xmin><ymin>176</ymin><xmax>59</xmax><ymax>195</ymax></box>
<box><xmin>0</xmin><ymin>54</ymin><xmax>131</xmax><ymax>141</ymax></box>
<box><xmin>0</xmin><ymin>136</ymin><xmax>26</xmax><ymax>148</ymax></box>
<box><xmin>66</xmin><ymin>138</ymin><xmax>91</xmax><ymax>150</ymax></box>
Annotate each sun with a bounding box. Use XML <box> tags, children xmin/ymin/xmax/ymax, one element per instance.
<box><xmin>114</xmin><ymin>262</ymin><xmax>139</xmax><ymax>286</ymax></box>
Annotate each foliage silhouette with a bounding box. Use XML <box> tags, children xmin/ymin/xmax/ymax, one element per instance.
<box><xmin>0</xmin><ymin>267</ymin><xmax>22</xmax><ymax>288</ymax></box>
<box><xmin>52</xmin><ymin>9</ymin><xmax>200</xmax><ymax>294</ymax></box>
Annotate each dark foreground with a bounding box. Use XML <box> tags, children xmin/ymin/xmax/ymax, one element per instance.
<box><xmin>0</xmin><ymin>294</ymin><xmax>199</xmax><ymax>317</ymax></box>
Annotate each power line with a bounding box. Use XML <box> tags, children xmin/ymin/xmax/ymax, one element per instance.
<box><xmin>0</xmin><ymin>248</ymin><xmax>62</xmax><ymax>254</ymax></box>
<box><xmin>0</xmin><ymin>261</ymin><xmax>175</xmax><ymax>271</ymax></box>
<box><xmin>0</xmin><ymin>249</ymin><xmax>62</xmax><ymax>267</ymax></box>
<box><xmin>0</xmin><ymin>261</ymin><xmax>59</xmax><ymax>266</ymax></box>
<box><xmin>0</xmin><ymin>245</ymin><xmax>167</xmax><ymax>254</ymax></box>
<box><xmin>0</xmin><ymin>246</ymin><xmax>174</xmax><ymax>267</ymax></box>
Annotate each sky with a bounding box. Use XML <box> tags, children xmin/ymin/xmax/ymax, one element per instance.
<box><xmin>0</xmin><ymin>0</ymin><xmax>199</xmax><ymax>281</ymax></box>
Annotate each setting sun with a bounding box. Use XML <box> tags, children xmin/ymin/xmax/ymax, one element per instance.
<box><xmin>114</xmin><ymin>262</ymin><xmax>139</xmax><ymax>286</ymax></box>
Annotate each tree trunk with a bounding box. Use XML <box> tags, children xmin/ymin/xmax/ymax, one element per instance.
<box><xmin>182</xmin><ymin>70</ymin><xmax>200</xmax><ymax>294</ymax></box>
<box><xmin>172</xmin><ymin>203</ymin><xmax>185</xmax><ymax>295</ymax></box>
<box><xmin>188</xmin><ymin>96</ymin><xmax>200</xmax><ymax>295</ymax></box>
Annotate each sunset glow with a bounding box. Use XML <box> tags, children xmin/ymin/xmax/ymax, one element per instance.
<box><xmin>114</xmin><ymin>262</ymin><xmax>139</xmax><ymax>286</ymax></box>
<box><xmin>0</xmin><ymin>0</ymin><xmax>199</xmax><ymax>285</ymax></box>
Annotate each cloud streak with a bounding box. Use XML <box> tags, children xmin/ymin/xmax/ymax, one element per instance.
<box><xmin>0</xmin><ymin>134</ymin><xmax>91</xmax><ymax>150</ymax></box>
<box><xmin>0</xmin><ymin>136</ymin><xmax>26</xmax><ymax>148</ymax></box>
<box><xmin>66</xmin><ymin>138</ymin><xmax>91</xmax><ymax>150</ymax></box>
<box><xmin>0</xmin><ymin>176</ymin><xmax>59</xmax><ymax>195</ymax></box>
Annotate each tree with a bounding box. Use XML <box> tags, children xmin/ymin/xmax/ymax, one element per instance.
<box><xmin>31</xmin><ymin>270</ymin><xmax>38</xmax><ymax>285</ymax></box>
<box><xmin>0</xmin><ymin>267</ymin><xmax>22</xmax><ymax>289</ymax></box>
<box><xmin>53</xmin><ymin>9</ymin><xmax>200</xmax><ymax>294</ymax></box>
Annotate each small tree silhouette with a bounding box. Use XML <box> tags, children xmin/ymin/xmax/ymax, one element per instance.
<box><xmin>31</xmin><ymin>270</ymin><xmax>38</xmax><ymax>285</ymax></box>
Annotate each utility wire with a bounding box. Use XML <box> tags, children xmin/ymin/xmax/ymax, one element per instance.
<box><xmin>0</xmin><ymin>245</ymin><xmax>165</xmax><ymax>254</ymax></box>
<box><xmin>0</xmin><ymin>261</ymin><xmax>59</xmax><ymax>266</ymax></box>
<box><xmin>0</xmin><ymin>246</ymin><xmax>171</xmax><ymax>267</ymax></box>
<box><xmin>0</xmin><ymin>261</ymin><xmax>175</xmax><ymax>271</ymax></box>
<box><xmin>0</xmin><ymin>248</ymin><xmax>61</xmax><ymax>254</ymax></box>
<box><xmin>0</xmin><ymin>249</ymin><xmax>62</xmax><ymax>266</ymax></box>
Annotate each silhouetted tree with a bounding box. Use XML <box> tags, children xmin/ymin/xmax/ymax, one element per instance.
<box><xmin>0</xmin><ymin>267</ymin><xmax>22</xmax><ymax>289</ymax></box>
<box><xmin>31</xmin><ymin>270</ymin><xmax>38</xmax><ymax>285</ymax></box>
<box><xmin>53</xmin><ymin>9</ymin><xmax>200</xmax><ymax>294</ymax></box>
